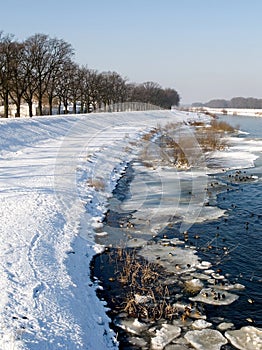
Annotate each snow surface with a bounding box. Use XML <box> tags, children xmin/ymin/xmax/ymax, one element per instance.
<box><xmin>0</xmin><ymin>110</ymin><xmax>202</xmax><ymax>350</ymax></box>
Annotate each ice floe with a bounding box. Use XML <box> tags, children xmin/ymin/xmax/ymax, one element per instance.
<box><xmin>225</xmin><ymin>326</ymin><xmax>262</xmax><ymax>350</ymax></box>
<box><xmin>185</xmin><ymin>329</ymin><xmax>227</xmax><ymax>350</ymax></box>
<box><xmin>184</xmin><ymin>278</ymin><xmax>204</xmax><ymax>293</ymax></box>
<box><xmin>189</xmin><ymin>288</ymin><xmax>239</xmax><ymax>305</ymax></box>
<box><xmin>139</xmin><ymin>243</ymin><xmax>199</xmax><ymax>274</ymax></box>
<box><xmin>217</xmin><ymin>322</ymin><xmax>234</xmax><ymax>331</ymax></box>
<box><xmin>115</xmin><ymin>318</ymin><xmax>148</xmax><ymax>335</ymax></box>
<box><xmin>192</xmin><ymin>319</ymin><xmax>212</xmax><ymax>330</ymax></box>
<box><xmin>151</xmin><ymin>324</ymin><xmax>181</xmax><ymax>350</ymax></box>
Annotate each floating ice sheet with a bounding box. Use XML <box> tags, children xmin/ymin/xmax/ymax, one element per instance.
<box><xmin>189</xmin><ymin>288</ymin><xmax>239</xmax><ymax>306</ymax></box>
<box><xmin>192</xmin><ymin>319</ymin><xmax>212</xmax><ymax>330</ymax></box>
<box><xmin>184</xmin><ymin>329</ymin><xmax>227</xmax><ymax>350</ymax></box>
<box><xmin>151</xmin><ymin>324</ymin><xmax>181</xmax><ymax>350</ymax></box>
<box><xmin>139</xmin><ymin>243</ymin><xmax>199</xmax><ymax>274</ymax></box>
<box><xmin>225</xmin><ymin>326</ymin><xmax>262</xmax><ymax>350</ymax></box>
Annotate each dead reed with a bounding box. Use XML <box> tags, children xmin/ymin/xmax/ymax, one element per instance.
<box><xmin>111</xmin><ymin>248</ymin><xmax>179</xmax><ymax>321</ymax></box>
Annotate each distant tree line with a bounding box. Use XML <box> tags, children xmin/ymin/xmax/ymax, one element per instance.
<box><xmin>0</xmin><ymin>31</ymin><xmax>180</xmax><ymax>118</ymax></box>
<box><xmin>192</xmin><ymin>97</ymin><xmax>262</xmax><ymax>109</ymax></box>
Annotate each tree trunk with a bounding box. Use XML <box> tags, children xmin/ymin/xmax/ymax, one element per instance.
<box><xmin>28</xmin><ymin>100</ymin><xmax>33</xmax><ymax>118</ymax></box>
<box><xmin>64</xmin><ymin>100</ymin><xmax>68</xmax><ymax>114</ymax></box>
<box><xmin>4</xmin><ymin>92</ymin><xmax>9</xmax><ymax>118</ymax></box>
<box><xmin>73</xmin><ymin>101</ymin><xmax>77</xmax><ymax>114</ymax></box>
<box><xmin>80</xmin><ymin>101</ymin><xmax>84</xmax><ymax>113</ymax></box>
<box><xmin>15</xmin><ymin>102</ymin><xmax>21</xmax><ymax>118</ymax></box>
<box><xmin>38</xmin><ymin>95</ymin><xmax>43</xmax><ymax>116</ymax></box>
<box><xmin>48</xmin><ymin>97</ymin><xmax>53</xmax><ymax>115</ymax></box>
<box><xmin>58</xmin><ymin>100</ymin><xmax>62</xmax><ymax>114</ymax></box>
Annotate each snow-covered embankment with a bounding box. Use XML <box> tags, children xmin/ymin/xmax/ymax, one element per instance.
<box><xmin>0</xmin><ymin>110</ymin><xmax>205</xmax><ymax>350</ymax></box>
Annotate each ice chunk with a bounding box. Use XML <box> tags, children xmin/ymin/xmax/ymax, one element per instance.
<box><xmin>115</xmin><ymin>318</ymin><xmax>148</xmax><ymax>335</ymax></box>
<box><xmin>192</xmin><ymin>319</ymin><xmax>212</xmax><ymax>330</ymax></box>
<box><xmin>225</xmin><ymin>326</ymin><xmax>262</xmax><ymax>350</ymax></box>
<box><xmin>185</xmin><ymin>329</ymin><xmax>227</xmax><ymax>350</ymax></box>
<box><xmin>196</xmin><ymin>261</ymin><xmax>212</xmax><ymax>270</ymax></box>
<box><xmin>213</xmin><ymin>282</ymin><xmax>245</xmax><ymax>291</ymax></box>
<box><xmin>211</xmin><ymin>273</ymin><xmax>225</xmax><ymax>280</ymax></box>
<box><xmin>93</xmin><ymin>244</ymin><xmax>105</xmax><ymax>254</ymax></box>
<box><xmin>134</xmin><ymin>293</ymin><xmax>152</xmax><ymax>304</ymax></box>
<box><xmin>217</xmin><ymin>322</ymin><xmax>234</xmax><ymax>331</ymax></box>
<box><xmin>189</xmin><ymin>288</ymin><xmax>239</xmax><ymax>305</ymax></box>
<box><xmin>191</xmin><ymin>272</ymin><xmax>210</xmax><ymax>280</ymax></box>
<box><xmin>140</xmin><ymin>243</ymin><xmax>199</xmax><ymax>274</ymax></box>
<box><xmin>128</xmin><ymin>336</ymin><xmax>148</xmax><ymax>347</ymax></box>
<box><xmin>126</xmin><ymin>238</ymin><xmax>148</xmax><ymax>248</ymax></box>
<box><xmin>184</xmin><ymin>278</ymin><xmax>204</xmax><ymax>293</ymax></box>
<box><xmin>165</xmin><ymin>344</ymin><xmax>191</xmax><ymax>350</ymax></box>
<box><xmin>151</xmin><ymin>324</ymin><xmax>181</xmax><ymax>350</ymax></box>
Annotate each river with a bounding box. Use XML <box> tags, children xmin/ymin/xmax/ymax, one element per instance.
<box><xmin>92</xmin><ymin>113</ymin><xmax>262</xmax><ymax>349</ymax></box>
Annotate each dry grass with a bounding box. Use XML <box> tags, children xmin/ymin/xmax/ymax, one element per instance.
<box><xmin>139</xmin><ymin>119</ymin><xmax>236</xmax><ymax>169</ymax></box>
<box><xmin>112</xmin><ymin>248</ymin><xmax>179</xmax><ymax>321</ymax></box>
<box><xmin>195</xmin><ymin>120</ymin><xmax>235</xmax><ymax>152</ymax></box>
<box><xmin>196</xmin><ymin>129</ymin><xmax>225</xmax><ymax>151</ymax></box>
<box><xmin>87</xmin><ymin>178</ymin><xmax>105</xmax><ymax>191</ymax></box>
<box><xmin>210</xmin><ymin>120</ymin><xmax>235</xmax><ymax>132</ymax></box>
<box><xmin>203</xmin><ymin>111</ymin><xmax>217</xmax><ymax>118</ymax></box>
<box><xmin>139</xmin><ymin>127</ymin><xmax>190</xmax><ymax>169</ymax></box>
<box><xmin>189</xmin><ymin>121</ymin><xmax>206</xmax><ymax>127</ymax></box>
<box><xmin>141</xmin><ymin>127</ymin><xmax>159</xmax><ymax>141</ymax></box>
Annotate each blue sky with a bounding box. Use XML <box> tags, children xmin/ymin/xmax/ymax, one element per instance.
<box><xmin>2</xmin><ymin>0</ymin><xmax>262</xmax><ymax>104</ymax></box>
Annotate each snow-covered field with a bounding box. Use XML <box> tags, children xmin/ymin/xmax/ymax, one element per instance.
<box><xmin>0</xmin><ymin>110</ymin><xmax>207</xmax><ymax>350</ymax></box>
<box><xmin>190</xmin><ymin>106</ymin><xmax>262</xmax><ymax>117</ymax></box>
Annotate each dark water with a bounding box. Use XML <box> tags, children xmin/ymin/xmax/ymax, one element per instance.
<box><xmin>92</xmin><ymin>114</ymin><xmax>262</xmax><ymax>348</ymax></box>
<box><xmin>192</xmin><ymin>114</ymin><xmax>262</xmax><ymax>327</ymax></box>
<box><xmin>171</xmin><ymin>180</ymin><xmax>262</xmax><ymax>327</ymax></box>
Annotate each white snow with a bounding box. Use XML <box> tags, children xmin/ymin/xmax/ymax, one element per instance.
<box><xmin>190</xmin><ymin>106</ymin><xmax>262</xmax><ymax>117</ymax></box>
<box><xmin>0</xmin><ymin>110</ymin><xmax>202</xmax><ymax>350</ymax></box>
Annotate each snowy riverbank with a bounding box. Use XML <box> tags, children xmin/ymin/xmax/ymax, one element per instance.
<box><xmin>0</xmin><ymin>110</ymin><xmax>210</xmax><ymax>350</ymax></box>
<box><xmin>190</xmin><ymin>106</ymin><xmax>262</xmax><ymax>117</ymax></box>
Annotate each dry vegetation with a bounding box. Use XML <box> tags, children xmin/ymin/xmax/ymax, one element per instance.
<box><xmin>87</xmin><ymin>178</ymin><xmax>105</xmax><ymax>191</ymax></box>
<box><xmin>111</xmin><ymin>248</ymin><xmax>179</xmax><ymax>321</ymax></box>
<box><xmin>139</xmin><ymin>120</ymin><xmax>236</xmax><ymax>169</ymax></box>
<box><xmin>139</xmin><ymin>123</ymin><xmax>190</xmax><ymax>169</ymax></box>
<box><xmin>194</xmin><ymin>120</ymin><xmax>236</xmax><ymax>152</ymax></box>
<box><xmin>209</xmin><ymin>120</ymin><xmax>235</xmax><ymax>132</ymax></box>
<box><xmin>141</xmin><ymin>127</ymin><xmax>159</xmax><ymax>141</ymax></box>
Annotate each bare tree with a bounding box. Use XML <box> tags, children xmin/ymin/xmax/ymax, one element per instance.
<box><xmin>129</xmin><ymin>81</ymin><xmax>180</xmax><ymax>108</ymax></box>
<box><xmin>0</xmin><ymin>32</ymin><xmax>16</xmax><ymax>117</ymax></box>
<box><xmin>55</xmin><ymin>61</ymin><xmax>77</xmax><ymax>114</ymax></box>
<box><xmin>0</xmin><ymin>31</ymin><xmax>180</xmax><ymax>117</ymax></box>
<box><xmin>8</xmin><ymin>42</ymin><xmax>33</xmax><ymax>117</ymax></box>
<box><xmin>24</xmin><ymin>34</ymin><xmax>74</xmax><ymax>115</ymax></box>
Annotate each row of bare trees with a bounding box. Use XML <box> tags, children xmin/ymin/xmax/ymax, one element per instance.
<box><xmin>0</xmin><ymin>32</ymin><xmax>180</xmax><ymax>117</ymax></box>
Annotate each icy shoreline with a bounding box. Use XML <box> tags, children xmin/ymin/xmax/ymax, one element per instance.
<box><xmin>91</xmin><ymin>115</ymin><xmax>262</xmax><ymax>349</ymax></box>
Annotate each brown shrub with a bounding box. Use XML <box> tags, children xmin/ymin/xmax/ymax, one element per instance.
<box><xmin>210</xmin><ymin>120</ymin><xmax>235</xmax><ymax>132</ymax></box>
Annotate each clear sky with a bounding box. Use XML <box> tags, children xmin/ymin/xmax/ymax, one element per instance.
<box><xmin>1</xmin><ymin>0</ymin><xmax>262</xmax><ymax>104</ymax></box>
